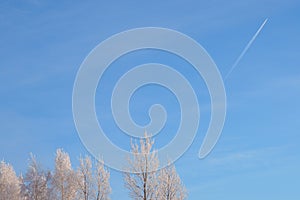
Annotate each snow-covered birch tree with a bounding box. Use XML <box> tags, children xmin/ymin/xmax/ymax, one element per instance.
<box><xmin>0</xmin><ymin>161</ymin><xmax>20</xmax><ymax>200</ymax></box>
<box><xmin>157</xmin><ymin>163</ymin><xmax>187</xmax><ymax>200</ymax></box>
<box><xmin>95</xmin><ymin>160</ymin><xmax>111</xmax><ymax>200</ymax></box>
<box><xmin>76</xmin><ymin>156</ymin><xmax>94</xmax><ymax>200</ymax></box>
<box><xmin>123</xmin><ymin>133</ymin><xmax>159</xmax><ymax>200</ymax></box>
<box><xmin>52</xmin><ymin>149</ymin><xmax>76</xmax><ymax>200</ymax></box>
<box><xmin>19</xmin><ymin>174</ymin><xmax>29</xmax><ymax>200</ymax></box>
<box><xmin>23</xmin><ymin>154</ymin><xmax>52</xmax><ymax>200</ymax></box>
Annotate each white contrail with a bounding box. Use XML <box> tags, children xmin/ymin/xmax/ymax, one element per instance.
<box><xmin>225</xmin><ymin>18</ymin><xmax>268</xmax><ymax>79</ymax></box>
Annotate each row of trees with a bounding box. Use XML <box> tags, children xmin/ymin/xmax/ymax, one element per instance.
<box><xmin>0</xmin><ymin>135</ymin><xmax>187</xmax><ymax>200</ymax></box>
<box><xmin>0</xmin><ymin>149</ymin><xmax>110</xmax><ymax>200</ymax></box>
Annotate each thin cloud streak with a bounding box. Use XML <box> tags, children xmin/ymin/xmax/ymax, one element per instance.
<box><xmin>225</xmin><ymin>18</ymin><xmax>268</xmax><ymax>80</ymax></box>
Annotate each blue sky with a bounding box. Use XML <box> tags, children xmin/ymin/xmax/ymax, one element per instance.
<box><xmin>1</xmin><ymin>0</ymin><xmax>300</xmax><ymax>199</ymax></box>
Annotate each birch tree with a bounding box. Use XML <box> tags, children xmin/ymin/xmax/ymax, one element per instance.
<box><xmin>157</xmin><ymin>164</ymin><xmax>187</xmax><ymax>200</ymax></box>
<box><xmin>19</xmin><ymin>174</ymin><xmax>29</xmax><ymax>200</ymax></box>
<box><xmin>123</xmin><ymin>134</ymin><xmax>159</xmax><ymax>200</ymax></box>
<box><xmin>0</xmin><ymin>161</ymin><xmax>20</xmax><ymax>200</ymax></box>
<box><xmin>23</xmin><ymin>154</ymin><xmax>52</xmax><ymax>200</ymax></box>
<box><xmin>76</xmin><ymin>156</ymin><xmax>94</xmax><ymax>200</ymax></box>
<box><xmin>95</xmin><ymin>160</ymin><xmax>111</xmax><ymax>200</ymax></box>
<box><xmin>52</xmin><ymin>149</ymin><xmax>76</xmax><ymax>200</ymax></box>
